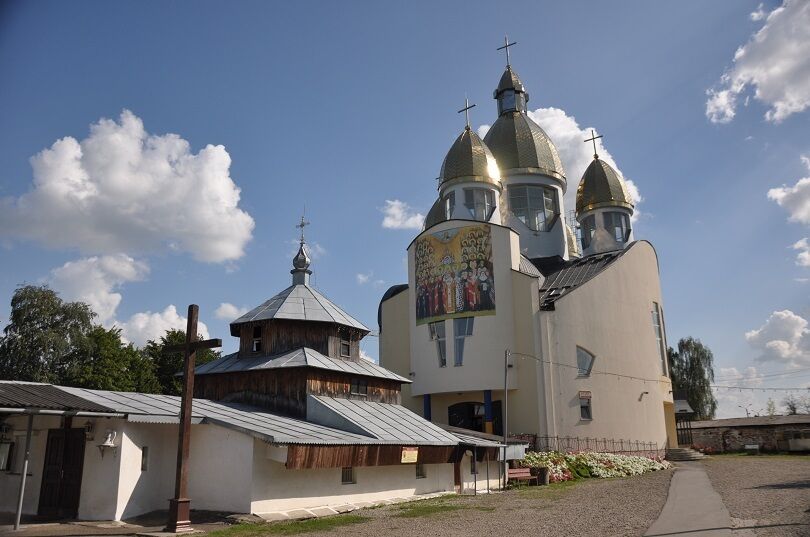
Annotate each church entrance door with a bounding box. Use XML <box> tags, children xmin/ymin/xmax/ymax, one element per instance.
<box><xmin>38</xmin><ymin>428</ymin><xmax>85</xmax><ymax>519</ymax></box>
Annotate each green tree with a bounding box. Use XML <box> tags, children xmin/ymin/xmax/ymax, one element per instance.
<box><xmin>0</xmin><ymin>285</ymin><xmax>94</xmax><ymax>383</ymax></box>
<box><xmin>667</xmin><ymin>337</ymin><xmax>718</xmax><ymax>420</ymax></box>
<box><xmin>143</xmin><ymin>329</ymin><xmax>219</xmax><ymax>395</ymax></box>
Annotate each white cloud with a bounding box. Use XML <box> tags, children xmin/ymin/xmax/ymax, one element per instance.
<box><xmin>118</xmin><ymin>305</ymin><xmax>209</xmax><ymax>347</ymax></box>
<box><xmin>356</xmin><ymin>272</ymin><xmax>372</xmax><ymax>285</ymax></box>
<box><xmin>522</xmin><ymin>108</ymin><xmax>643</xmax><ymax>219</ymax></box>
<box><xmin>745</xmin><ymin>310</ymin><xmax>810</xmax><ymax>367</ymax></box>
<box><xmin>706</xmin><ymin>1</ymin><xmax>810</xmax><ymax>123</ymax></box>
<box><xmin>0</xmin><ymin>110</ymin><xmax>255</xmax><ymax>263</ymax></box>
<box><xmin>381</xmin><ymin>200</ymin><xmax>424</xmax><ymax>230</ymax></box>
<box><xmin>750</xmin><ymin>3</ymin><xmax>767</xmax><ymax>21</ymax></box>
<box><xmin>215</xmin><ymin>302</ymin><xmax>248</xmax><ymax>321</ymax></box>
<box><xmin>49</xmin><ymin>254</ymin><xmax>149</xmax><ymax>325</ymax></box>
<box><xmin>792</xmin><ymin>238</ymin><xmax>810</xmax><ymax>267</ymax></box>
<box><xmin>768</xmin><ymin>157</ymin><xmax>810</xmax><ymax>224</ymax></box>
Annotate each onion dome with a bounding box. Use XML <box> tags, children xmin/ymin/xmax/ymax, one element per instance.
<box><xmin>483</xmin><ymin>113</ymin><xmax>566</xmax><ymax>187</ymax></box>
<box><xmin>496</xmin><ymin>65</ymin><xmax>526</xmax><ymax>95</ymax></box>
<box><xmin>575</xmin><ymin>157</ymin><xmax>634</xmax><ymax>215</ymax></box>
<box><xmin>290</xmin><ymin>240</ymin><xmax>312</xmax><ymax>285</ymax></box>
<box><xmin>439</xmin><ymin>126</ymin><xmax>501</xmax><ymax>188</ymax></box>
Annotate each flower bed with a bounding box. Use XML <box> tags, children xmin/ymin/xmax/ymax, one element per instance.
<box><xmin>520</xmin><ymin>451</ymin><xmax>671</xmax><ymax>483</ymax></box>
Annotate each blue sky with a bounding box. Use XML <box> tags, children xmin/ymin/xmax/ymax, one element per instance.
<box><xmin>1</xmin><ymin>0</ymin><xmax>809</xmax><ymax>417</ymax></box>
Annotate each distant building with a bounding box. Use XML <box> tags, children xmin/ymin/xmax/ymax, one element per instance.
<box><xmin>379</xmin><ymin>59</ymin><xmax>677</xmax><ymax>451</ymax></box>
<box><xmin>690</xmin><ymin>415</ymin><xmax>810</xmax><ymax>453</ymax></box>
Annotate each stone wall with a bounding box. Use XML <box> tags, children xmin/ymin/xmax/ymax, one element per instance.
<box><xmin>691</xmin><ymin>424</ymin><xmax>810</xmax><ymax>453</ymax></box>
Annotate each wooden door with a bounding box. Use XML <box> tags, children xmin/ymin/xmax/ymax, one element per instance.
<box><xmin>38</xmin><ymin>429</ymin><xmax>85</xmax><ymax>519</ymax></box>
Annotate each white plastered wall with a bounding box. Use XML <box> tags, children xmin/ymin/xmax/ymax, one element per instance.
<box><xmin>378</xmin><ymin>289</ymin><xmax>418</xmax><ymax>414</ymax></box>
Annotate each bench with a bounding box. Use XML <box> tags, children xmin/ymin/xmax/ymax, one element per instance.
<box><xmin>507</xmin><ymin>467</ymin><xmax>538</xmax><ymax>486</ymax></box>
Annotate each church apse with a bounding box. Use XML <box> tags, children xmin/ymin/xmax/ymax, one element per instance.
<box><xmin>414</xmin><ymin>224</ymin><xmax>496</xmax><ymax>325</ymax></box>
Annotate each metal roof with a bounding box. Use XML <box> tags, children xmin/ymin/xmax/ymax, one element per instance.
<box><xmin>439</xmin><ymin>127</ymin><xmax>501</xmax><ymax>187</ymax></box>
<box><xmin>576</xmin><ymin>157</ymin><xmax>634</xmax><ymax>215</ymax></box>
<box><xmin>538</xmin><ymin>247</ymin><xmax>629</xmax><ymax>309</ymax></box>
<box><xmin>308</xmin><ymin>395</ymin><xmax>460</xmax><ymax>446</ymax></box>
<box><xmin>691</xmin><ymin>414</ymin><xmax>810</xmax><ymax>429</ymax></box>
<box><xmin>195</xmin><ymin>347</ymin><xmax>410</xmax><ymax>383</ymax></box>
<box><xmin>230</xmin><ymin>284</ymin><xmax>369</xmax><ymax>334</ymax></box>
<box><xmin>0</xmin><ymin>382</ymin><xmax>114</xmax><ymax>413</ymax></box>
<box><xmin>435</xmin><ymin>424</ymin><xmax>506</xmax><ymax>447</ymax></box>
<box><xmin>518</xmin><ymin>255</ymin><xmax>542</xmax><ymax>278</ymax></box>
<box><xmin>496</xmin><ymin>65</ymin><xmax>526</xmax><ymax>95</ymax></box>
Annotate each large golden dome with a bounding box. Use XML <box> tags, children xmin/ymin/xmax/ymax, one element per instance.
<box><xmin>439</xmin><ymin>127</ymin><xmax>501</xmax><ymax>188</ymax></box>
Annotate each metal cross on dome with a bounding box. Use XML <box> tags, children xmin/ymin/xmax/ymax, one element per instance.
<box><xmin>497</xmin><ymin>35</ymin><xmax>517</xmax><ymax>66</ymax></box>
<box><xmin>584</xmin><ymin>129</ymin><xmax>604</xmax><ymax>159</ymax></box>
<box><xmin>296</xmin><ymin>214</ymin><xmax>310</xmax><ymax>244</ymax></box>
<box><xmin>458</xmin><ymin>97</ymin><xmax>476</xmax><ymax>129</ymax></box>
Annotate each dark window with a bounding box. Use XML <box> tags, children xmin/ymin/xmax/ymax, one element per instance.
<box><xmin>453</xmin><ymin>317</ymin><xmax>474</xmax><ymax>366</ymax></box>
<box><xmin>581</xmin><ymin>214</ymin><xmax>596</xmax><ymax>249</ymax></box>
<box><xmin>340</xmin><ymin>338</ymin><xmax>351</xmax><ymax>357</ymax></box>
<box><xmin>470</xmin><ymin>452</ymin><xmax>477</xmax><ymax>475</ymax></box>
<box><xmin>576</xmin><ymin>347</ymin><xmax>595</xmax><ymax>377</ymax></box>
<box><xmin>464</xmin><ymin>188</ymin><xmax>496</xmax><ymax>221</ymax></box>
<box><xmin>350</xmin><ymin>378</ymin><xmax>368</xmax><ymax>396</ymax></box>
<box><xmin>415</xmin><ymin>463</ymin><xmax>426</xmax><ymax>479</ymax></box>
<box><xmin>252</xmin><ymin>325</ymin><xmax>262</xmax><ymax>353</ymax></box>
<box><xmin>428</xmin><ymin>321</ymin><xmax>447</xmax><ymax>367</ymax></box>
<box><xmin>141</xmin><ymin>446</ymin><xmax>149</xmax><ymax>472</ymax></box>
<box><xmin>341</xmin><ymin>467</ymin><xmax>356</xmax><ymax>484</ymax></box>
<box><xmin>580</xmin><ymin>398</ymin><xmax>592</xmax><ymax>420</ymax></box>
<box><xmin>603</xmin><ymin>212</ymin><xmax>631</xmax><ymax>242</ymax></box>
<box><xmin>509</xmin><ymin>185</ymin><xmax>559</xmax><ymax>231</ymax></box>
<box><xmin>0</xmin><ymin>442</ymin><xmax>13</xmax><ymax>471</ymax></box>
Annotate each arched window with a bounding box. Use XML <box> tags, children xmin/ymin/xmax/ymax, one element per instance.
<box><xmin>509</xmin><ymin>185</ymin><xmax>558</xmax><ymax>231</ymax></box>
<box><xmin>603</xmin><ymin>212</ymin><xmax>631</xmax><ymax>242</ymax></box>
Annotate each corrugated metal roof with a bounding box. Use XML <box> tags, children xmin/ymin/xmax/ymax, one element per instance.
<box><xmin>308</xmin><ymin>395</ymin><xmax>460</xmax><ymax>446</ymax></box>
<box><xmin>0</xmin><ymin>382</ymin><xmax>114</xmax><ymax>413</ymax></box>
<box><xmin>194</xmin><ymin>347</ymin><xmax>409</xmax><ymax>383</ymax></box>
<box><xmin>538</xmin><ymin>247</ymin><xmax>630</xmax><ymax>309</ymax></box>
<box><xmin>231</xmin><ymin>284</ymin><xmax>370</xmax><ymax>333</ymax></box>
<box><xmin>691</xmin><ymin>414</ymin><xmax>810</xmax><ymax>429</ymax></box>
<box><xmin>435</xmin><ymin>424</ymin><xmax>505</xmax><ymax>447</ymax></box>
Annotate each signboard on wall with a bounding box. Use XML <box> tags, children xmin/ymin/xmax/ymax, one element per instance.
<box><xmin>401</xmin><ymin>447</ymin><xmax>419</xmax><ymax>463</ymax></box>
<box><xmin>414</xmin><ymin>224</ymin><xmax>496</xmax><ymax>325</ymax></box>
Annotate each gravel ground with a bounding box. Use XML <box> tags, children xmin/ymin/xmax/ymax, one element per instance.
<box><xmin>306</xmin><ymin>469</ymin><xmax>674</xmax><ymax>537</ymax></box>
<box><xmin>702</xmin><ymin>455</ymin><xmax>810</xmax><ymax>536</ymax></box>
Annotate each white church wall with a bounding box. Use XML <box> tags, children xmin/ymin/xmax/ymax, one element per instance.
<box><xmin>408</xmin><ymin>222</ymin><xmax>521</xmax><ymax>397</ymax></box>
<box><xmin>187</xmin><ymin>423</ymin><xmax>254</xmax><ymax>513</ymax></box>
<box><xmin>542</xmin><ymin>241</ymin><xmax>673</xmax><ymax>448</ymax></box>
<box><xmin>250</xmin><ymin>442</ymin><xmax>454</xmax><ymax>513</ymax></box>
<box><xmin>77</xmin><ymin>417</ymin><xmax>127</xmax><ymax>520</ymax></box>
<box><xmin>0</xmin><ymin>415</ymin><xmax>61</xmax><ymax>515</ymax></box>
<box><xmin>458</xmin><ymin>451</ymin><xmax>502</xmax><ymax>494</ymax></box>
<box><xmin>379</xmin><ymin>288</ymin><xmax>419</xmax><ymax>414</ymax></box>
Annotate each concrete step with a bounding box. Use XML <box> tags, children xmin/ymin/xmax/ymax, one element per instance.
<box><xmin>666</xmin><ymin>447</ymin><xmax>706</xmax><ymax>461</ymax></box>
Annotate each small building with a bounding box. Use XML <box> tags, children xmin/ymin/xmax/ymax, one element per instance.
<box><xmin>690</xmin><ymin>415</ymin><xmax>810</xmax><ymax>453</ymax></box>
<box><xmin>0</xmin><ymin>242</ymin><xmax>502</xmax><ymax>523</ymax></box>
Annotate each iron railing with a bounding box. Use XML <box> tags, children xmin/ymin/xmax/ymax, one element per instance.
<box><xmin>512</xmin><ymin>434</ymin><xmax>666</xmax><ymax>459</ymax></box>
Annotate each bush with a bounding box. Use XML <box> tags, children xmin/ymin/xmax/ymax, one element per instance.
<box><xmin>519</xmin><ymin>451</ymin><xmax>670</xmax><ymax>483</ymax></box>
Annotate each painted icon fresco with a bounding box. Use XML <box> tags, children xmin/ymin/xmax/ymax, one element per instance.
<box><xmin>414</xmin><ymin>224</ymin><xmax>495</xmax><ymax>325</ymax></box>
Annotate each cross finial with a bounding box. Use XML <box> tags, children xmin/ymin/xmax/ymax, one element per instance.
<box><xmin>584</xmin><ymin>129</ymin><xmax>603</xmax><ymax>159</ymax></box>
<box><xmin>497</xmin><ymin>35</ymin><xmax>517</xmax><ymax>67</ymax></box>
<box><xmin>458</xmin><ymin>96</ymin><xmax>476</xmax><ymax>129</ymax></box>
<box><xmin>296</xmin><ymin>213</ymin><xmax>310</xmax><ymax>244</ymax></box>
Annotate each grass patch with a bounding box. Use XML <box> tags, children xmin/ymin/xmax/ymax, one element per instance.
<box><xmin>207</xmin><ymin>515</ymin><xmax>370</xmax><ymax>536</ymax></box>
<box><xmin>395</xmin><ymin>502</ymin><xmax>466</xmax><ymax>518</ymax></box>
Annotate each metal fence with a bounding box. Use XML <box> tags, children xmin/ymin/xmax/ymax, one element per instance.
<box><xmin>513</xmin><ymin>434</ymin><xmax>666</xmax><ymax>459</ymax></box>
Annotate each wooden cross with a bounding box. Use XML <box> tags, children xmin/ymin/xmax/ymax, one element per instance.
<box><xmin>163</xmin><ymin>304</ymin><xmax>221</xmax><ymax>534</ymax></box>
<box><xmin>585</xmin><ymin>129</ymin><xmax>603</xmax><ymax>159</ymax></box>
<box><xmin>497</xmin><ymin>35</ymin><xmax>517</xmax><ymax>66</ymax></box>
<box><xmin>458</xmin><ymin>97</ymin><xmax>476</xmax><ymax>129</ymax></box>
<box><xmin>296</xmin><ymin>214</ymin><xmax>310</xmax><ymax>244</ymax></box>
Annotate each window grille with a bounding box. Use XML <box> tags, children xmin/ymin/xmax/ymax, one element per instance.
<box><xmin>341</xmin><ymin>467</ymin><xmax>356</xmax><ymax>484</ymax></box>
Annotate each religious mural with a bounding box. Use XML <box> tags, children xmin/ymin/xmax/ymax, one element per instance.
<box><xmin>414</xmin><ymin>224</ymin><xmax>495</xmax><ymax>325</ymax></box>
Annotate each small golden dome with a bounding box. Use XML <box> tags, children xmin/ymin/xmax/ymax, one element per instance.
<box><xmin>496</xmin><ymin>65</ymin><xmax>526</xmax><ymax>95</ymax></box>
<box><xmin>575</xmin><ymin>157</ymin><xmax>634</xmax><ymax>215</ymax></box>
<box><xmin>439</xmin><ymin>127</ymin><xmax>501</xmax><ymax>187</ymax></box>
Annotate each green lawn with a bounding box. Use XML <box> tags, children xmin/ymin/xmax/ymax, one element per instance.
<box><xmin>205</xmin><ymin>515</ymin><xmax>369</xmax><ymax>536</ymax></box>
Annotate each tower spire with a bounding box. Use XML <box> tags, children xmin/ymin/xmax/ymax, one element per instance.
<box><xmin>584</xmin><ymin>129</ymin><xmax>603</xmax><ymax>160</ymax></box>
<box><xmin>291</xmin><ymin>212</ymin><xmax>312</xmax><ymax>285</ymax></box>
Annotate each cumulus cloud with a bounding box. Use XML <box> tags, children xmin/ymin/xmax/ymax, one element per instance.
<box><xmin>0</xmin><ymin>110</ymin><xmax>255</xmax><ymax>263</ymax></box>
<box><xmin>705</xmin><ymin>1</ymin><xmax>810</xmax><ymax>123</ymax></box>
<box><xmin>356</xmin><ymin>272</ymin><xmax>372</xmax><ymax>285</ymax></box>
<box><xmin>215</xmin><ymin>302</ymin><xmax>248</xmax><ymax>321</ymax></box>
<box><xmin>750</xmin><ymin>3</ymin><xmax>767</xmax><ymax>21</ymax></box>
<box><xmin>118</xmin><ymin>305</ymin><xmax>209</xmax><ymax>347</ymax></box>
<box><xmin>768</xmin><ymin>156</ymin><xmax>810</xmax><ymax>224</ymax></box>
<box><xmin>745</xmin><ymin>310</ymin><xmax>810</xmax><ymax>367</ymax></box>
<box><xmin>793</xmin><ymin>238</ymin><xmax>810</xmax><ymax>267</ymax></box>
<box><xmin>49</xmin><ymin>254</ymin><xmax>149</xmax><ymax>325</ymax></box>
<box><xmin>381</xmin><ymin>199</ymin><xmax>424</xmax><ymax>230</ymax></box>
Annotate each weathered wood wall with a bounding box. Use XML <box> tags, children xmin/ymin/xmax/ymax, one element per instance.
<box><xmin>193</xmin><ymin>369</ymin><xmax>309</xmax><ymax>418</ymax></box>
<box><xmin>306</xmin><ymin>371</ymin><xmax>401</xmax><ymax>404</ymax></box>
<box><xmin>285</xmin><ymin>445</ymin><xmax>459</xmax><ymax>469</ymax></box>
<box><xmin>236</xmin><ymin>320</ymin><xmax>364</xmax><ymax>360</ymax></box>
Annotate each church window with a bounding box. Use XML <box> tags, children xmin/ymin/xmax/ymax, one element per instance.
<box><xmin>509</xmin><ymin>185</ymin><xmax>558</xmax><ymax>231</ymax></box>
<box><xmin>350</xmin><ymin>378</ymin><xmax>368</xmax><ymax>396</ymax></box>
<box><xmin>251</xmin><ymin>326</ymin><xmax>262</xmax><ymax>353</ymax></box>
<box><xmin>579</xmin><ymin>395</ymin><xmax>592</xmax><ymax>421</ymax></box>
<box><xmin>652</xmin><ymin>302</ymin><xmax>668</xmax><ymax>376</ymax></box>
<box><xmin>499</xmin><ymin>90</ymin><xmax>517</xmax><ymax>114</ymax></box>
<box><xmin>464</xmin><ymin>188</ymin><xmax>496</xmax><ymax>221</ymax></box>
<box><xmin>141</xmin><ymin>446</ymin><xmax>149</xmax><ymax>472</ymax></box>
<box><xmin>581</xmin><ymin>214</ymin><xmax>596</xmax><ymax>249</ymax></box>
<box><xmin>604</xmin><ymin>212</ymin><xmax>631</xmax><ymax>242</ymax></box>
<box><xmin>340</xmin><ymin>338</ymin><xmax>351</xmax><ymax>357</ymax></box>
<box><xmin>341</xmin><ymin>467</ymin><xmax>356</xmax><ymax>485</ymax></box>
<box><xmin>0</xmin><ymin>441</ymin><xmax>13</xmax><ymax>471</ymax></box>
<box><xmin>428</xmin><ymin>321</ymin><xmax>447</xmax><ymax>367</ymax></box>
<box><xmin>576</xmin><ymin>347</ymin><xmax>595</xmax><ymax>377</ymax></box>
<box><xmin>415</xmin><ymin>463</ymin><xmax>426</xmax><ymax>479</ymax></box>
<box><xmin>444</xmin><ymin>191</ymin><xmax>455</xmax><ymax>220</ymax></box>
<box><xmin>453</xmin><ymin>317</ymin><xmax>474</xmax><ymax>366</ymax></box>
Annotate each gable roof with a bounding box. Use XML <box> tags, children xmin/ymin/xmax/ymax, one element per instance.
<box><xmin>537</xmin><ymin>247</ymin><xmax>631</xmax><ymax>309</ymax></box>
<box><xmin>194</xmin><ymin>347</ymin><xmax>410</xmax><ymax>383</ymax></box>
<box><xmin>230</xmin><ymin>284</ymin><xmax>370</xmax><ymax>335</ymax></box>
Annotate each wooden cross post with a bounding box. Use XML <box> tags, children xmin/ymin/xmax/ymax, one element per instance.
<box><xmin>163</xmin><ymin>304</ymin><xmax>221</xmax><ymax>534</ymax></box>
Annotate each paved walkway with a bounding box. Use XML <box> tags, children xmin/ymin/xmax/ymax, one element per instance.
<box><xmin>645</xmin><ymin>462</ymin><xmax>746</xmax><ymax>537</ymax></box>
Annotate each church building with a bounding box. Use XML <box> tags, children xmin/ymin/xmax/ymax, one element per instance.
<box><xmin>379</xmin><ymin>54</ymin><xmax>677</xmax><ymax>451</ymax></box>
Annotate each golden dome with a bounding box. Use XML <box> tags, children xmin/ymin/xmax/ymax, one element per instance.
<box><xmin>439</xmin><ymin>127</ymin><xmax>501</xmax><ymax>188</ymax></box>
<box><xmin>575</xmin><ymin>157</ymin><xmax>634</xmax><ymax>215</ymax></box>
<box><xmin>483</xmin><ymin>112</ymin><xmax>566</xmax><ymax>187</ymax></box>
<box><xmin>496</xmin><ymin>65</ymin><xmax>526</xmax><ymax>95</ymax></box>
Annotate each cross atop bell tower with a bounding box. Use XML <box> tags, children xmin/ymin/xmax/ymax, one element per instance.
<box><xmin>497</xmin><ymin>35</ymin><xmax>517</xmax><ymax>66</ymax></box>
